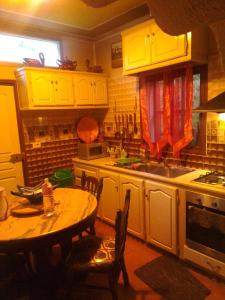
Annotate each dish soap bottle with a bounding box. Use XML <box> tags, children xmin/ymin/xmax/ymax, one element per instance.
<box><xmin>42</xmin><ymin>178</ymin><xmax>55</xmax><ymax>217</ymax></box>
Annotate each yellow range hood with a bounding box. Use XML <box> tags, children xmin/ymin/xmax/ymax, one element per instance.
<box><xmin>193</xmin><ymin>92</ymin><xmax>225</xmax><ymax>113</ymax></box>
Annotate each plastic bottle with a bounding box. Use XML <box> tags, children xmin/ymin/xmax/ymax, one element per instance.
<box><xmin>42</xmin><ymin>178</ymin><xmax>55</xmax><ymax>217</ymax></box>
<box><xmin>0</xmin><ymin>186</ymin><xmax>8</xmax><ymax>221</ymax></box>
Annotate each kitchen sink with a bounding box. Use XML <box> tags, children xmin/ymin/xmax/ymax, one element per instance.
<box><xmin>116</xmin><ymin>163</ymin><xmax>194</xmax><ymax>178</ymax></box>
<box><xmin>150</xmin><ymin>166</ymin><xmax>194</xmax><ymax>178</ymax></box>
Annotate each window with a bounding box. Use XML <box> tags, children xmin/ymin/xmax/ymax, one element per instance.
<box><xmin>140</xmin><ymin>64</ymin><xmax>207</xmax><ymax>158</ymax></box>
<box><xmin>185</xmin><ymin>66</ymin><xmax>207</xmax><ymax>154</ymax></box>
<box><xmin>0</xmin><ymin>33</ymin><xmax>61</xmax><ymax>67</ymax></box>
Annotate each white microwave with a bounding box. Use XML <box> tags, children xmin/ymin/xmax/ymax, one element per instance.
<box><xmin>78</xmin><ymin>142</ymin><xmax>107</xmax><ymax>160</ymax></box>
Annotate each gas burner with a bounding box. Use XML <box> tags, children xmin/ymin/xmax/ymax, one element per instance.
<box><xmin>193</xmin><ymin>171</ymin><xmax>225</xmax><ymax>186</ymax></box>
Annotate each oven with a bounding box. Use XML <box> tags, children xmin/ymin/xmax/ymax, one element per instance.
<box><xmin>185</xmin><ymin>190</ymin><xmax>225</xmax><ymax>263</ymax></box>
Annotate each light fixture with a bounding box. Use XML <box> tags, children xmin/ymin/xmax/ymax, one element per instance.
<box><xmin>81</xmin><ymin>0</ymin><xmax>117</xmax><ymax>8</ymax></box>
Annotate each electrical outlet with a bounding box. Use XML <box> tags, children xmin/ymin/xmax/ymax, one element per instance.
<box><xmin>32</xmin><ymin>142</ymin><xmax>42</xmax><ymax>149</ymax></box>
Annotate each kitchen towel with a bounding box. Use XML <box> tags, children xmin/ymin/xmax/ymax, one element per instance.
<box><xmin>135</xmin><ymin>254</ymin><xmax>210</xmax><ymax>300</ymax></box>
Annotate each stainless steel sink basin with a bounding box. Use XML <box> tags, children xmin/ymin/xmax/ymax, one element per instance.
<box><xmin>150</xmin><ymin>166</ymin><xmax>194</xmax><ymax>178</ymax></box>
<box><xmin>120</xmin><ymin>163</ymin><xmax>194</xmax><ymax>178</ymax></box>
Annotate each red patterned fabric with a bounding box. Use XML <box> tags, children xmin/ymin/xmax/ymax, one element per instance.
<box><xmin>140</xmin><ymin>64</ymin><xmax>193</xmax><ymax>158</ymax></box>
<box><xmin>170</xmin><ymin>66</ymin><xmax>193</xmax><ymax>157</ymax></box>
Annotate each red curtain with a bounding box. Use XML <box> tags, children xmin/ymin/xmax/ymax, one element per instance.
<box><xmin>140</xmin><ymin>64</ymin><xmax>193</xmax><ymax>158</ymax></box>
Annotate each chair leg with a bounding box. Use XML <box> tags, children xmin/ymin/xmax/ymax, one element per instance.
<box><xmin>89</xmin><ymin>224</ymin><xmax>96</xmax><ymax>235</ymax></box>
<box><xmin>120</xmin><ymin>257</ymin><xmax>129</xmax><ymax>286</ymax></box>
<box><xmin>108</xmin><ymin>271</ymin><xmax>118</xmax><ymax>300</ymax></box>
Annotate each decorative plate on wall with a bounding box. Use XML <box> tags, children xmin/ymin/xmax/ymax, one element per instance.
<box><xmin>77</xmin><ymin>117</ymin><xmax>99</xmax><ymax>144</ymax></box>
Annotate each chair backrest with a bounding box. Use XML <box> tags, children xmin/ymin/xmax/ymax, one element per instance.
<box><xmin>115</xmin><ymin>189</ymin><xmax>131</xmax><ymax>261</ymax></box>
<box><xmin>81</xmin><ymin>171</ymin><xmax>103</xmax><ymax>203</ymax></box>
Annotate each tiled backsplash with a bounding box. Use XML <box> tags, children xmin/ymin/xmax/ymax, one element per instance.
<box><xmin>21</xmin><ymin>52</ymin><xmax>225</xmax><ymax>186</ymax></box>
<box><xmin>103</xmin><ymin>75</ymin><xmax>141</xmax><ymax>139</ymax></box>
<box><xmin>21</xmin><ymin>109</ymin><xmax>106</xmax><ymax>185</ymax></box>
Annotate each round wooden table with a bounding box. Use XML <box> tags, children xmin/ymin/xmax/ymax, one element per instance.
<box><xmin>0</xmin><ymin>188</ymin><xmax>97</xmax><ymax>253</ymax></box>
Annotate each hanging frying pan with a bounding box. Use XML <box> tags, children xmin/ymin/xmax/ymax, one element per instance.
<box><xmin>77</xmin><ymin>116</ymin><xmax>99</xmax><ymax>144</ymax></box>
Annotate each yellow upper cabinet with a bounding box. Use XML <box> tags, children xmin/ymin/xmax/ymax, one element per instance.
<box><xmin>73</xmin><ymin>73</ymin><xmax>108</xmax><ymax>107</ymax></box>
<box><xmin>53</xmin><ymin>73</ymin><xmax>74</xmax><ymax>106</ymax></box>
<box><xmin>16</xmin><ymin>67</ymin><xmax>74</xmax><ymax>108</ymax></box>
<box><xmin>122</xmin><ymin>19</ymin><xmax>208</xmax><ymax>75</ymax></box>
<box><xmin>122</xmin><ymin>23</ymin><xmax>152</xmax><ymax>71</ymax></box>
<box><xmin>16</xmin><ymin>67</ymin><xmax>108</xmax><ymax>109</ymax></box>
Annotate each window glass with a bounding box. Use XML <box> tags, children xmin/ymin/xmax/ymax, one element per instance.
<box><xmin>190</xmin><ymin>73</ymin><xmax>201</xmax><ymax>147</ymax></box>
<box><xmin>0</xmin><ymin>33</ymin><xmax>60</xmax><ymax>67</ymax></box>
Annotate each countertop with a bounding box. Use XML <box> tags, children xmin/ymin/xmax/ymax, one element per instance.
<box><xmin>73</xmin><ymin>157</ymin><xmax>225</xmax><ymax>198</ymax></box>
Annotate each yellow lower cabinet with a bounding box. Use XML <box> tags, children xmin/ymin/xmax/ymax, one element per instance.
<box><xmin>119</xmin><ymin>174</ymin><xmax>145</xmax><ymax>239</ymax></box>
<box><xmin>98</xmin><ymin>169</ymin><xmax>120</xmax><ymax>225</ymax></box>
<box><xmin>73</xmin><ymin>163</ymin><xmax>98</xmax><ymax>187</ymax></box>
<box><xmin>145</xmin><ymin>180</ymin><xmax>178</xmax><ymax>254</ymax></box>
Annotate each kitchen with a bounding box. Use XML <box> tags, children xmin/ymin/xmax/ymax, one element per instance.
<box><xmin>0</xmin><ymin>0</ymin><xmax>225</xmax><ymax>299</ymax></box>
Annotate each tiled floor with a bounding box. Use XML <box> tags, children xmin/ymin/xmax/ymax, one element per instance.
<box><xmin>5</xmin><ymin>218</ymin><xmax>224</xmax><ymax>300</ymax></box>
<box><xmin>94</xmin><ymin>219</ymin><xmax>225</xmax><ymax>300</ymax></box>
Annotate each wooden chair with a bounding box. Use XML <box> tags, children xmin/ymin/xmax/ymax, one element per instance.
<box><xmin>0</xmin><ymin>253</ymin><xmax>28</xmax><ymax>300</ymax></box>
<box><xmin>80</xmin><ymin>171</ymin><xmax>103</xmax><ymax>235</ymax></box>
<box><xmin>66</xmin><ymin>189</ymin><xmax>131</xmax><ymax>300</ymax></box>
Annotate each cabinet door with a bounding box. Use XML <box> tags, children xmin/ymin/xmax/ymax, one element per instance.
<box><xmin>53</xmin><ymin>73</ymin><xmax>74</xmax><ymax>105</ymax></box>
<box><xmin>151</xmin><ymin>23</ymin><xmax>187</xmax><ymax>65</ymax></box>
<box><xmin>120</xmin><ymin>174</ymin><xmax>144</xmax><ymax>239</ymax></box>
<box><xmin>73</xmin><ymin>75</ymin><xmax>93</xmax><ymax>106</ymax></box>
<box><xmin>145</xmin><ymin>181</ymin><xmax>177</xmax><ymax>254</ymax></box>
<box><xmin>122</xmin><ymin>24</ymin><xmax>151</xmax><ymax>71</ymax></box>
<box><xmin>99</xmin><ymin>169</ymin><xmax>120</xmax><ymax>225</ymax></box>
<box><xmin>30</xmin><ymin>71</ymin><xmax>54</xmax><ymax>106</ymax></box>
<box><xmin>92</xmin><ymin>76</ymin><xmax>107</xmax><ymax>105</ymax></box>
<box><xmin>73</xmin><ymin>163</ymin><xmax>98</xmax><ymax>187</ymax></box>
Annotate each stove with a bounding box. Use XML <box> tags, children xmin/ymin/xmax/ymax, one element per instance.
<box><xmin>193</xmin><ymin>171</ymin><xmax>225</xmax><ymax>187</ymax></box>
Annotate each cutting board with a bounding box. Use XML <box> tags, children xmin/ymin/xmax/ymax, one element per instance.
<box><xmin>11</xmin><ymin>203</ymin><xmax>43</xmax><ymax>217</ymax></box>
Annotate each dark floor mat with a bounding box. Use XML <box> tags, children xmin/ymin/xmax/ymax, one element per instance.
<box><xmin>135</xmin><ymin>254</ymin><xmax>211</xmax><ymax>300</ymax></box>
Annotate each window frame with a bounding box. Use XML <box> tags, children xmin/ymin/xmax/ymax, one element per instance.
<box><xmin>183</xmin><ymin>65</ymin><xmax>207</xmax><ymax>155</ymax></box>
<box><xmin>0</xmin><ymin>32</ymin><xmax>62</xmax><ymax>67</ymax></box>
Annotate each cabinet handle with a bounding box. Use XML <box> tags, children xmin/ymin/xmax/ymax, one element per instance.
<box><xmin>145</xmin><ymin>194</ymin><xmax>149</xmax><ymax>201</ymax></box>
<box><xmin>147</xmin><ymin>34</ymin><xmax>150</xmax><ymax>38</ymax></box>
<box><xmin>55</xmin><ymin>81</ymin><xmax>58</xmax><ymax>84</ymax></box>
<box><xmin>51</xmin><ymin>80</ymin><xmax>53</xmax><ymax>84</ymax></box>
<box><xmin>55</xmin><ymin>89</ymin><xmax>58</xmax><ymax>91</ymax></box>
<box><xmin>93</xmin><ymin>82</ymin><xmax>96</xmax><ymax>86</ymax></box>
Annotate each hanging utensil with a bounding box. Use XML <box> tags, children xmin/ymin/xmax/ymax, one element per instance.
<box><xmin>115</xmin><ymin>115</ymin><xmax>117</xmax><ymax>132</ymax></box>
<box><xmin>134</xmin><ymin>112</ymin><xmax>138</xmax><ymax>134</ymax></box>
<box><xmin>117</xmin><ymin>115</ymin><xmax>121</xmax><ymax>139</ymax></box>
<box><xmin>129</xmin><ymin>114</ymin><xmax>133</xmax><ymax>139</ymax></box>
<box><xmin>122</xmin><ymin>114</ymin><xmax>125</xmax><ymax>138</ymax></box>
<box><xmin>114</xmin><ymin>114</ymin><xmax>120</xmax><ymax>138</ymax></box>
<box><xmin>125</xmin><ymin>114</ymin><xmax>129</xmax><ymax>138</ymax></box>
<box><xmin>133</xmin><ymin>96</ymin><xmax>138</xmax><ymax>135</ymax></box>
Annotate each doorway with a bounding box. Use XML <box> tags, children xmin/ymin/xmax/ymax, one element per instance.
<box><xmin>0</xmin><ymin>83</ymin><xmax>24</xmax><ymax>195</ymax></box>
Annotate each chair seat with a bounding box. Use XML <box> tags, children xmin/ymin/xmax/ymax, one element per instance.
<box><xmin>67</xmin><ymin>235</ymin><xmax>115</xmax><ymax>272</ymax></box>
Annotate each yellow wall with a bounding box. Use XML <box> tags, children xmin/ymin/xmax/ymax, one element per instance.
<box><xmin>94</xmin><ymin>33</ymin><xmax>141</xmax><ymax>140</ymax></box>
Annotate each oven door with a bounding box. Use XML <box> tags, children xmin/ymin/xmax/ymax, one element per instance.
<box><xmin>186</xmin><ymin>201</ymin><xmax>225</xmax><ymax>263</ymax></box>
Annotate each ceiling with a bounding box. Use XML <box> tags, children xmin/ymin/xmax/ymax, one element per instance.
<box><xmin>0</xmin><ymin>0</ymin><xmax>149</xmax><ymax>36</ymax></box>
